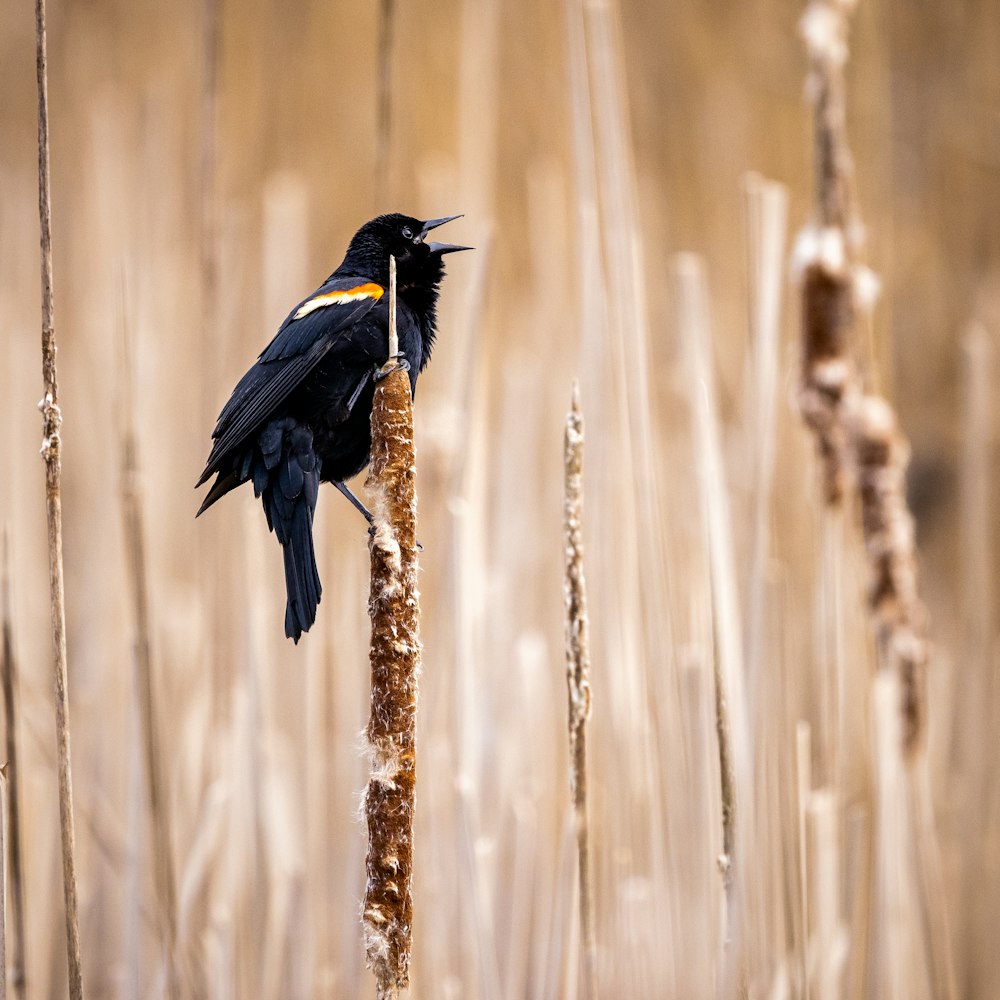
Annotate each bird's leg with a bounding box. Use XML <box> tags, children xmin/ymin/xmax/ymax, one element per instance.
<box><xmin>345</xmin><ymin>370</ymin><xmax>372</xmax><ymax>414</ymax></box>
<box><xmin>333</xmin><ymin>480</ymin><xmax>374</xmax><ymax>525</ymax></box>
<box><xmin>374</xmin><ymin>355</ymin><xmax>411</xmax><ymax>382</ymax></box>
<box><xmin>335</xmin><ymin>478</ymin><xmax>425</xmax><ymax>551</ymax></box>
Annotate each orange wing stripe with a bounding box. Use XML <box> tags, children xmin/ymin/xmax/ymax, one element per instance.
<box><xmin>293</xmin><ymin>282</ymin><xmax>384</xmax><ymax>320</ymax></box>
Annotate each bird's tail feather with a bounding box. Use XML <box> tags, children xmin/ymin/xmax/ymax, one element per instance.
<box><xmin>256</xmin><ymin>418</ymin><xmax>323</xmax><ymax>642</ymax></box>
<box><xmin>280</xmin><ymin>499</ymin><xmax>322</xmax><ymax>642</ymax></box>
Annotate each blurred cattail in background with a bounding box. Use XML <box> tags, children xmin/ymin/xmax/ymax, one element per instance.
<box><xmin>0</xmin><ymin>0</ymin><xmax>997</xmax><ymax>996</ymax></box>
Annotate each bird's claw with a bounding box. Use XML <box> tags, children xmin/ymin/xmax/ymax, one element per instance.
<box><xmin>374</xmin><ymin>355</ymin><xmax>411</xmax><ymax>382</ymax></box>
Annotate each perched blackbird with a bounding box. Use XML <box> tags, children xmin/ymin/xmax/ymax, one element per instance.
<box><xmin>197</xmin><ymin>213</ymin><xmax>469</xmax><ymax>641</ymax></box>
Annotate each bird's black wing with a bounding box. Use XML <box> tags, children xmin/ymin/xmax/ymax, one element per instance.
<box><xmin>197</xmin><ymin>277</ymin><xmax>385</xmax><ymax>486</ymax></box>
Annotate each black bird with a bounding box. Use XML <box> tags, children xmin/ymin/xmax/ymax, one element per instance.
<box><xmin>197</xmin><ymin>213</ymin><xmax>469</xmax><ymax>641</ymax></box>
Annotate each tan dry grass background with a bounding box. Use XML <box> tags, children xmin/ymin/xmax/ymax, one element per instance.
<box><xmin>0</xmin><ymin>0</ymin><xmax>998</xmax><ymax>997</ymax></box>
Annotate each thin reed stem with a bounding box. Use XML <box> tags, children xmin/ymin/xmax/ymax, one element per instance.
<box><xmin>199</xmin><ymin>0</ymin><xmax>220</xmax><ymax>419</ymax></box>
<box><xmin>674</xmin><ymin>254</ymin><xmax>747</xmax><ymax>882</ymax></box>
<box><xmin>741</xmin><ymin>173</ymin><xmax>788</xmax><ymax>726</ymax></box>
<box><xmin>0</xmin><ymin>536</ymin><xmax>26</xmax><ymax>1000</ymax></box>
<box><xmin>673</xmin><ymin>253</ymin><xmax>749</xmax><ymax>997</ymax></box>
<box><xmin>363</xmin><ymin>256</ymin><xmax>421</xmax><ymax>998</ymax></box>
<box><xmin>33</xmin><ymin>1</ymin><xmax>84</xmax><ymax>995</ymax></box>
<box><xmin>0</xmin><ymin>769</ymin><xmax>5</xmax><ymax>1000</ymax></box>
<box><xmin>120</xmin><ymin>319</ymin><xmax>179</xmax><ymax>997</ymax></box>
<box><xmin>563</xmin><ymin>382</ymin><xmax>595</xmax><ymax>1000</ymax></box>
<box><xmin>375</xmin><ymin>0</ymin><xmax>396</xmax><ymax>204</ymax></box>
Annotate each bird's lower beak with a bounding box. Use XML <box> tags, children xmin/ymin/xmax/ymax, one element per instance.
<box><xmin>426</xmin><ymin>241</ymin><xmax>473</xmax><ymax>255</ymax></box>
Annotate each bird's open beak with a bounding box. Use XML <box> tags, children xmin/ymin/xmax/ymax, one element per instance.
<box><xmin>420</xmin><ymin>214</ymin><xmax>473</xmax><ymax>255</ymax></box>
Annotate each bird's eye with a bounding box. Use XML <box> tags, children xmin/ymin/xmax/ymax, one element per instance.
<box><xmin>401</xmin><ymin>226</ymin><xmax>413</xmax><ymax>239</ymax></box>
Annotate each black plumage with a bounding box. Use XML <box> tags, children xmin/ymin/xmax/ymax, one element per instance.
<box><xmin>197</xmin><ymin>213</ymin><xmax>469</xmax><ymax>641</ymax></box>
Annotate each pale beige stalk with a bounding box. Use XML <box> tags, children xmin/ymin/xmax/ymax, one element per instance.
<box><xmin>1</xmin><ymin>535</ymin><xmax>26</xmax><ymax>1000</ymax></box>
<box><xmin>563</xmin><ymin>382</ymin><xmax>595</xmax><ymax>1000</ymax></box>
<box><xmin>120</xmin><ymin>327</ymin><xmax>179</xmax><ymax>998</ymax></box>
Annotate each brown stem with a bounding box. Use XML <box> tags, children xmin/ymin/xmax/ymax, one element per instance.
<box><xmin>34</xmin><ymin>1</ymin><xmax>84</xmax><ymax>997</ymax></box>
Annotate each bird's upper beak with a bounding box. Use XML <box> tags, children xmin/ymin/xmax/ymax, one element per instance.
<box><xmin>420</xmin><ymin>214</ymin><xmax>473</xmax><ymax>255</ymax></box>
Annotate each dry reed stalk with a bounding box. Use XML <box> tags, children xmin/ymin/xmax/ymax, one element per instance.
<box><xmin>955</xmin><ymin>323</ymin><xmax>994</xmax><ymax>994</ymax></box>
<box><xmin>0</xmin><ymin>770</ymin><xmax>5</xmax><ymax>1000</ymax></box>
<box><xmin>673</xmin><ymin>254</ymin><xmax>751</xmax><ymax>997</ymax></box>
<box><xmin>362</xmin><ymin>256</ymin><xmax>421</xmax><ymax>998</ymax></box>
<box><xmin>797</xmin><ymin>0</ymin><xmax>929</xmax><ymax>753</ymax></box>
<box><xmin>849</xmin><ymin>398</ymin><xmax>927</xmax><ymax>752</ymax></box>
<box><xmin>796</xmin><ymin>0</ymin><xmax>860</xmax><ymax>505</ymax></box>
<box><xmin>119</xmin><ymin>328</ymin><xmax>179</xmax><ymax>996</ymax></box>
<box><xmin>375</xmin><ymin>0</ymin><xmax>396</xmax><ymax>203</ymax></box>
<box><xmin>674</xmin><ymin>255</ymin><xmax>748</xmax><ymax>877</ymax></box>
<box><xmin>871</xmin><ymin>671</ymin><xmax>918</xmax><ymax>999</ymax></box>
<box><xmin>199</xmin><ymin>0</ymin><xmax>220</xmax><ymax>392</ymax></box>
<box><xmin>0</xmin><ymin>536</ymin><xmax>26</xmax><ymax>1000</ymax></box>
<box><xmin>33</xmin><ymin>1</ymin><xmax>84</xmax><ymax>996</ymax></box>
<box><xmin>562</xmin><ymin>382</ymin><xmax>595</xmax><ymax>1000</ymax></box>
<box><xmin>795</xmin><ymin>722</ymin><xmax>812</xmax><ymax>998</ymax></box>
<box><xmin>582</xmin><ymin>0</ymin><xmax>673</xmax><ymax>671</ymax></box>
<box><xmin>958</xmin><ymin>324</ymin><xmax>994</xmax><ymax>743</ymax></box>
<box><xmin>742</xmin><ymin>174</ymin><xmax>788</xmax><ymax>720</ymax></box>
<box><xmin>807</xmin><ymin>789</ymin><xmax>844</xmax><ymax>1000</ymax></box>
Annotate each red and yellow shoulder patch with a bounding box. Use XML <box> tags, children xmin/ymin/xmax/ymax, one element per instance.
<box><xmin>294</xmin><ymin>282</ymin><xmax>384</xmax><ymax>320</ymax></box>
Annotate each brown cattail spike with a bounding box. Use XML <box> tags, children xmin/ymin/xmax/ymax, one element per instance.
<box><xmin>850</xmin><ymin>395</ymin><xmax>927</xmax><ymax>753</ymax></box>
<box><xmin>363</xmin><ymin>255</ymin><xmax>421</xmax><ymax>998</ymax></box>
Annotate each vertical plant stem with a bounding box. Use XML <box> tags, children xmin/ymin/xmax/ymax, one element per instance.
<box><xmin>742</xmin><ymin>172</ymin><xmax>788</xmax><ymax>740</ymax></box>
<box><xmin>375</xmin><ymin>0</ymin><xmax>396</xmax><ymax>204</ymax></box>
<box><xmin>798</xmin><ymin>0</ymin><xmax>930</xmax><ymax>753</ymax></box>
<box><xmin>797</xmin><ymin>0</ymin><xmax>859</xmax><ymax>505</ymax></box>
<box><xmin>388</xmin><ymin>255</ymin><xmax>398</xmax><ymax>359</ymax></box>
<box><xmin>34</xmin><ymin>2</ymin><xmax>84</xmax><ymax>997</ymax></box>
<box><xmin>674</xmin><ymin>254</ymin><xmax>749</xmax><ymax>997</ymax></box>
<box><xmin>199</xmin><ymin>0</ymin><xmax>221</xmax><ymax>432</ymax></box>
<box><xmin>0</xmin><ymin>769</ymin><xmax>5</xmax><ymax>1000</ymax></box>
<box><xmin>563</xmin><ymin>382</ymin><xmax>595</xmax><ymax>1000</ymax></box>
<box><xmin>363</xmin><ymin>256</ymin><xmax>421</xmax><ymax>998</ymax></box>
<box><xmin>0</xmin><ymin>536</ymin><xmax>26</xmax><ymax>1000</ymax></box>
<box><xmin>674</xmin><ymin>255</ymin><xmax>747</xmax><ymax>882</ymax></box>
<box><xmin>120</xmin><ymin>325</ymin><xmax>179</xmax><ymax>997</ymax></box>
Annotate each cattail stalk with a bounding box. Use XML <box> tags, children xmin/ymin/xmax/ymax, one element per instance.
<box><xmin>563</xmin><ymin>382</ymin><xmax>596</xmax><ymax>1000</ymax></box>
<box><xmin>849</xmin><ymin>398</ymin><xmax>927</xmax><ymax>751</ymax></box>
<box><xmin>797</xmin><ymin>0</ymin><xmax>928</xmax><ymax>752</ymax></box>
<box><xmin>33</xmin><ymin>1</ymin><xmax>84</xmax><ymax>997</ymax></box>
<box><xmin>0</xmin><ymin>537</ymin><xmax>26</xmax><ymax>1000</ymax></box>
<box><xmin>362</xmin><ymin>256</ymin><xmax>421</xmax><ymax>998</ymax></box>
<box><xmin>796</xmin><ymin>0</ymin><xmax>859</xmax><ymax>505</ymax></box>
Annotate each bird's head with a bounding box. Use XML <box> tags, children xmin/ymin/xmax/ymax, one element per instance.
<box><xmin>340</xmin><ymin>213</ymin><xmax>471</xmax><ymax>291</ymax></box>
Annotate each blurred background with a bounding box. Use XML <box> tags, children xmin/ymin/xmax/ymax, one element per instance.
<box><xmin>0</xmin><ymin>0</ymin><xmax>997</xmax><ymax>997</ymax></box>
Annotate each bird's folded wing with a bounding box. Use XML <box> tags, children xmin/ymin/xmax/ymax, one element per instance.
<box><xmin>197</xmin><ymin>278</ymin><xmax>385</xmax><ymax>484</ymax></box>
